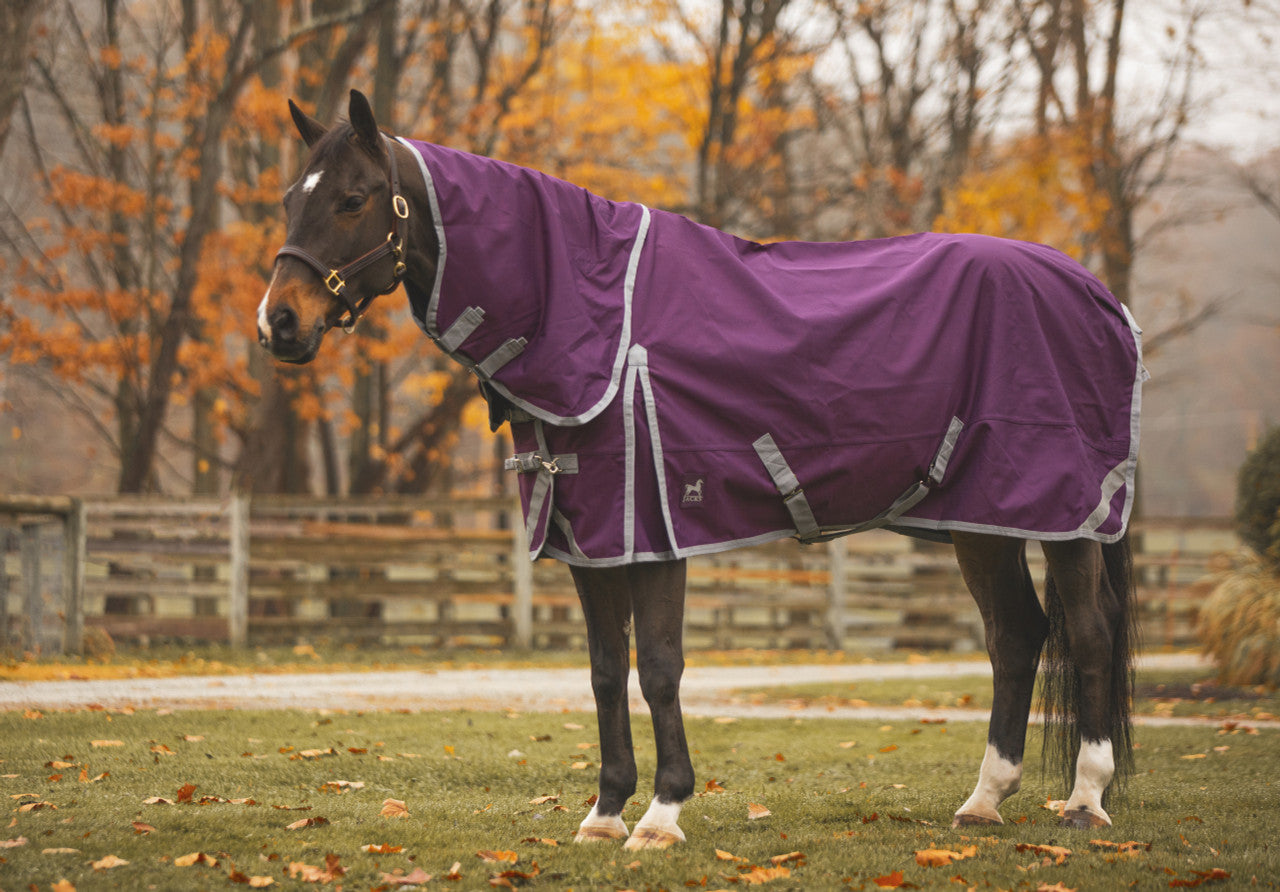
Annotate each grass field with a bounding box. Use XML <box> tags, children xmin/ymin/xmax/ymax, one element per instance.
<box><xmin>2</xmin><ymin>692</ymin><xmax>1274</xmax><ymax>890</ymax></box>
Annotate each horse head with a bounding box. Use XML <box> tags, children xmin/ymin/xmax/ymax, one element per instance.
<box><xmin>257</xmin><ymin>89</ymin><xmax>410</xmax><ymax>364</ymax></box>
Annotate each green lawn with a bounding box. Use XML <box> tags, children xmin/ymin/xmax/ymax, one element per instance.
<box><xmin>726</xmin><ymin>667</ymin><xmax>1280</xmax><ymax>722</ymax></box>
<box><xmin>2</xmin><ymin>704</ymin><xmax>1273</xmax><ymax>889</ymax></box>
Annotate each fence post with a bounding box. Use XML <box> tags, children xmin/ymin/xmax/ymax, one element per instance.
<box><xmin>21</xmin><ymin>522</ymin><xmax>43</xmax><ymax>653</ymax></box>
<box><xmin>511</xmin><ymin>500</ymin><xmax>533</xmax><ymax>649</ymax></box>
<box><xmin>228</xmin><ymin>492</ymin><xmax>250</xmax><ymax>648</ymax></box>
<box><xmin>62</xmin><ymin>499</ymin><xmax>85</xmax><ymax>655</ymax></box>
<box><xmin>825</xmin><ymin>537</ymin><xmax>846</xmax><ymax>650</ymax></box>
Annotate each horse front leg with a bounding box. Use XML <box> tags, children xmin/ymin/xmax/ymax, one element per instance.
<box><xmin>625</xmin><ymin>559</ymin><xmax>694</xmax><ymax>850</ymax></box>
<box><xmin>951</xmin><ymin>533</ymin><xmax>1049</xmax><ymax>827</ymax></box>
<box><xmin>570</xmin><ymin>564</ymin><xmax>636</xmax><ymax>843</ymax></box>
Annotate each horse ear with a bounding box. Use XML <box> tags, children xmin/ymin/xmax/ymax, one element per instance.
<box><xmin>289</xmin><ymin>99</ymin><xmax>327</xmax><ymax>148</ymax></box>
<box><xmin>348</xmin><ymin>89</ymin><xmax>381</xmax><ymax>150</ymax></box>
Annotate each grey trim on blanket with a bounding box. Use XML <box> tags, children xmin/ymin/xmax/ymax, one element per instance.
<box><xmin>402</xmin><ymin>130</ymin><xmax>654</xmax><ymax>428</ymax></box>
<box><xmin>751</xmin><ymin>433</ymin><xmax>820</xmax><ymax>539</ymax></box>
<box><xmin>477</xmin><ymin>337</ymin><xmax>527</xmax><ymax>379</ymax></box>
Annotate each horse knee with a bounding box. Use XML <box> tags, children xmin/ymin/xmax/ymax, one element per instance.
<box><xmin>636</xmin><ymin>653</ymin><xmax>682</xmax><ymax>706</ymax></box>
<box><xmin>591</xmin><ymin>658</ymin><xmax>629</xmax><ymax>702</ymax></box>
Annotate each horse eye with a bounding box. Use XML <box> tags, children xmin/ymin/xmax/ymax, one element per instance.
<box><xmin>341</xmin><ymin>194</ymin><xmax>366</xmax><ymax>213</ymax></box>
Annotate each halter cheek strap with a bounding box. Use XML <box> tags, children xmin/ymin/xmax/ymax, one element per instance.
<box><xmin>275</xmin><ymin>133</ymin><xmax>409</xmax><ymax>334</ymax></box>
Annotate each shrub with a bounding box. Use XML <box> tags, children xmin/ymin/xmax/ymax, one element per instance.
<box><xmin>1235</xmin><ymin>425</ymin><xmax>1280</xmax><ymax>568</ymax></box>
<box><xmin>1198</xmin><ymin>557</ymin><xmax>1280</xmax><ymax>687</ymax></box>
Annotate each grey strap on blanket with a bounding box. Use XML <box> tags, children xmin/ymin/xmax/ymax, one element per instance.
<box><xmin>754</xmin><ymin>417</ymin><xmax>964</xmax><ymax>544</ymax></box>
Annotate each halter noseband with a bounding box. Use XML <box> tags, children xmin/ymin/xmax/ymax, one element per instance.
<box><xmin>275</xmin><ymin>133</ymin><xmax>409</xmax><ymax>334</ymax></box>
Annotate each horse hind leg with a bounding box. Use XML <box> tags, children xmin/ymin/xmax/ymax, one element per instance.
<box><xmin>624</xmin><ymin>559</ymin><xmax>695</xmax><ymax>850</ymax></box>
<box><xmin>1041</xmin><ymin>536</ymin><xmax>1135</xmax><ymax>830</ymax></box>
<box><xmin>951</xmin><ymin>533</ymin><xmax>1049</xmax><ymax>827</ymax></box>
<box><xmin>570</xmin><ymin>564</ymin><xmax>636</xmax><ymax>843</ymax></box>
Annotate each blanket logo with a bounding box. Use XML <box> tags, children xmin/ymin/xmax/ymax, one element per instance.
<box><xmin>681</xmin><ymin>477</ymin><xmax>706</xmax><ymax>508</ymax></box>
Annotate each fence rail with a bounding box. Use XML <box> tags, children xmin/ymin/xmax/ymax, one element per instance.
<box><xmin>1</xmin><ymin>494</ymin><xmax>1234</xmax><ymax>655</ymax></box>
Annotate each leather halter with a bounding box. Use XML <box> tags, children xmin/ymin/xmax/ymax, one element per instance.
<box><xmin>275</xmin><ymin>133</ymin><xmax>409</xmax><ymax>333</ymax></box>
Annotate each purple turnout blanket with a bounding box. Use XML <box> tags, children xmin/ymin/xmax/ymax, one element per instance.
<box><xmin>399</xmin><ymin>138</ymin><xmax>1146</xmax><ymax>566</ymax></box>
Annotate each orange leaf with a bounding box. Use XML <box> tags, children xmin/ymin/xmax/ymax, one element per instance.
<box><xmin>715</xmin><ymin>849</ymin><xmax>746</xmax><ymax>862</ymax></box>
<box><xmin>286</xmin><ymin>816</ymin><xmax>329</xmax><ymax>830</ymax></box>
<box><xmin>51</xmin><ymin>881</ymin><xmax>76</xmax><ymax>892</ymax></box>
<box><xmin>770</xmin><ymin>851</ymin><xmax>805</xmax><ymax>865</ymax></box>
<box><xmin>1035</xmin><ymin>883</ymin><xmax>1076</xmax><ymax>892</ymax></box>
<box><xmin>91</xmin><ymin>854</ymin><xmax>129</xmax><ymax>870</ymax></box>
<box><xmin>747</xmin><ymin>802</ymin><xmax>772</xmax><ymax>820</ymax></box>
<box><xmin>131</xmin><ymin>821</ymin><xmax>155</xmax><ymax>834</ymax></box>
<box><xmin>380</xmin><ymin>798</ymin><xmax>409</xmax><ymax>818</ymax></box>
<box><xmin>529</xmin><ymin>795</ymin><xmax>559</xmax><ymax>805</ymax></box>
<box><xmin>0</xmin><ymin>836</ymin><xmax>28</xmax><ymax>848</ymax></box>
<box><xmin>176</xmin><ymin>783</ymin><xmax>197</xmax><ymax>803</ymax></box>
<box><xmin>1015</xmin><ymin>842</ymin><xmax>1071</xmax><ymax>864</ymax></box>
<box><xmin>476</xmin><ymin>849</ymin><xmax>518</xmax><ymax>863</ymax></box>
<box><xmin>915</xmin><ymin>845</ymin><xmax>976</xmax><ymax>867</ymax></box>
<box><xmin>705</xmin><ymin>778</ymin><xmax>726</xmax><ymax>793</ymax></box>
<box><xmin>90</xmin><ymin>740</ymin><xmax>123</xmax><ymax>748</ymax></box>
<box><xmin>879</xmin><ymin>744</ymin><xmax>899</xmax><ymax>753</ymax></box>
<box><xmin>873</xmin><ymin>870</ymin><xmax>906</xmax><ymax>888</ymax></box>
<box><xmin>174</xmin><ymin>852</ymin><xmax>219</xmax><ymax>868</ymax></box>
<box><xmin>362</xmin><ymin>843</ymin><xmax>404</xmax><ymax>853</ymax></box>
<box><xmin>738</xmin><ymin>865</ymin><xmax>791</xmax><ymax>884</ymax></box>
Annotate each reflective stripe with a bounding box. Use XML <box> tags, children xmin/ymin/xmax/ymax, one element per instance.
<box><xmin>476</xmin><ymin>337</ymin><xmax>527</xmax><ymax>379</ymax></box>
<box><xmin>437</xmin><ymin>306</ymin><xmax>485</xmax><ymax>352</ymax></box>
<box><xmin>752</xmin><ymin>433</ymin><xmax>820</xmax><ymax>540</ymax></box>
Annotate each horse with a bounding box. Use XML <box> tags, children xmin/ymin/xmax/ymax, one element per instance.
<box><xmin>257</xmin><ymin>89</ymin><xmax>1143</xmax><ymax>848</ymax></box>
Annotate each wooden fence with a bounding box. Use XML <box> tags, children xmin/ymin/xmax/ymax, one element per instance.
<box><xmin>1</xmin><ymin>494</ymin><xmax>1235</xmax><ymax>655</ymax></box>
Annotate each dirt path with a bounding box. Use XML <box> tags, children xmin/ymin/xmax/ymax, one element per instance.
<box><xmin>7</xmin><ymin>652</ymin><xmax>1266</xmax><ymax>728</ymax></box>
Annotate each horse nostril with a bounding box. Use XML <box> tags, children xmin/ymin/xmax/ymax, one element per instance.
<box><xmin>270</xmin><ymin>306</ymin><xmax>299</xmax><ymax>342</ymax></box>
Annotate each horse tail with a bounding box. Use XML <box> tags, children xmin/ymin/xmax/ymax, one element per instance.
<box><xmin>1039</xmin><ymin>531</ymin><xmax>1138</xmax><ymax>805</ymax></box>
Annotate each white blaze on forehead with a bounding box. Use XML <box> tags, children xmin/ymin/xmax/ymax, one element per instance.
<box><xmin>301</xmin><ymin>170</ymin><xmax>324</xmax><ymax>194</ymax></box>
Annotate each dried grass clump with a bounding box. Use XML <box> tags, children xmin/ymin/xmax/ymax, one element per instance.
<box><xmin>1198</xmin><ymin>556</ymin><xmax>1280</xmax><ymax>687</ymax></box>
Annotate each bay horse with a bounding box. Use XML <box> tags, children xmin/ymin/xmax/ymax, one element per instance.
<box><xmin>257</xmin><ymin>90</ymin><xmax>1141</xmax><ymax>848</ymax></box>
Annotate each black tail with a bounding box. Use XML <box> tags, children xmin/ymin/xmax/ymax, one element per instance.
<box><xmin>1039</xmin><ymin>532</ymin><xmax>1138</xmax><ymax>805</ymax></box>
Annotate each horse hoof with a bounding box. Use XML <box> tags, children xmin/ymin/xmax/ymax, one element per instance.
<box><xmin>1061</xmin><ymin>807</ymin><xmax>1110</xmax><ymax>830</ymax></box>
<box><xmin>623</xmin><ymin>827</ymin><xmax>684</xmax><ymax>850</ymax></box>
<box><xmin>951</xmin><ymin>812</ymin><xmax>1002</xmax><ymax>828</ymax></box>
<box><xmin>574</xmin><ymin>817</ymin><xmax>629</xmax><ymax>843</ymax></box>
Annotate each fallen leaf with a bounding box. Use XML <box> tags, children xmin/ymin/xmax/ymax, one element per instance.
<box><xmin>362</xmin><ymin>843</ymin><xmax>404</xmax><ymax>853</ymax></box>
<box><xmin>18</xmin><ymin>801</ymin><xmax>56</xmax><ymax>812</ymax></box>
<box><xmin>47</xmin><ymin>760</ymin><xmax>76</xmax><ymax>769</ymax></box>
<box><xmin>287</xmin><ymin>853</ymin><xmax>345</xmax><ymax>883</ymax></box>
<box><xmin>0</xmin><ymin>836</ymin><xmax>28</xmax><ymax>848</ymax></box>
<box><xmin>770</xmin><ymin>851</ymin><xmax>805</xmax><ymax>865</ymax></box>
<box><xmin>915</xmin><ymin>845</ymin><xmax>976</xmax><ymax>867</ymax></box>
<box><xmin>1181</xmin><ymin>753</ymin><xmax>1207</xmax><ymax>760</ymax></box>
<box><xmin>150</xmin><ymin>744</ymin><xmax>176</xmax><ymax>756</ymax></box>
<box><xmin>91</xmin><ymin>854</ymin><xmax>129</xmax><ymax>870</ymax></box>
<box><xmin>174</xmin><ymin>852</ymin><xmax>219</xmax><ymax>868</ymax></box>
<box><xmin>715</xmin><ymin>849</ymin><xmax>747</xmax><ymax>862</ymax></box>
<box><xmin>1036</xmin><ymin>883</ymin><xmax>1076</xmax><ymax>892</ymax></box>
<box><xmin>735</xmin><ymin>864</ymin><xmax>791</xmax><ymax>884</ymax></box>
<box><xmin>747</xmin><ymin>802</ymin><xmax>772</xmax><ymax>820</ymax></box>
<box><xmin>445</xmin><ymin>861</ymin><xmax>463</xmax><ymax>879</ymax></box>
<box><xmin>873</xmin><ymin>870</ymin><xmax>907</xmax><ymax>888</ymax></box>
<box><xmin>381</xmin><ymin>867</ymin><xmax>434</xmax><ymax>886</ymax></box>
<box><xmin>43</xmin><ymin>848</ymin><xmax>81</xmax><ymax>854</ymax></box>
<box><xmin>176</xmin><ymin>783</ymin><xmax>197</xmax><ymax>803</ymax></box>
<box><xmin>381</xmin><ymin>798</ymin><xmax>409</xmax><ymax>818</ymax></box>
<box><xmin>838</xmin><ymin>740</ymin><xmax>858</xmax><ymax>748</ymax></box>
<box><xmin>131</xmin><ymin>821</ymin><xmax>156</xmax><ymax>834</ymax></box>
<box><xmin>143</xmin><ymin>796</ymin><xmax>174</xmax><ymax>805</ymax></box>
<box><xmin>1169</xmin><ymin>868</ymin><xmax>1232</xmax><ymax>887</ymax></box>
<box><xmin>1015</xmin><ymin>842</ymin><xmax>1071</xmax><ymax>864</ymax></box>
<box><xmin>50</xmin><ymin>881</ymin><xmax>76</xmax><ymax>892</ymax></box>
<box><xmin>879</xmin><ymin>744</ymin><xmax>899</xmax><ymax>753</ymax></box>
<box><xmin>286</xmin><ymin>816</ymin><xmax>330</xmax><ymax>830</ymax></box>
<box><xmin>476</xmin><ymin>849</ymin><xmax>518</xmax><ymax>863</ymax></box>
<box><xmin>529</xmin><ymin>795</ymin><xmax>558</xmax><ymax>805</ymax></box>
<box><xmin>90</xmin><ymin>740</ymin><xmax>123</xmax><ymax>748</ymax></box>
<box><xmin>183</xmin><ymin>734</ymin><xmax>205</xmax><ymax>742</ymax></box>
<box><xmin>705</xmin><ymin>779</ymin><xmax>726</xmax><ymax>793</ymax></box>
